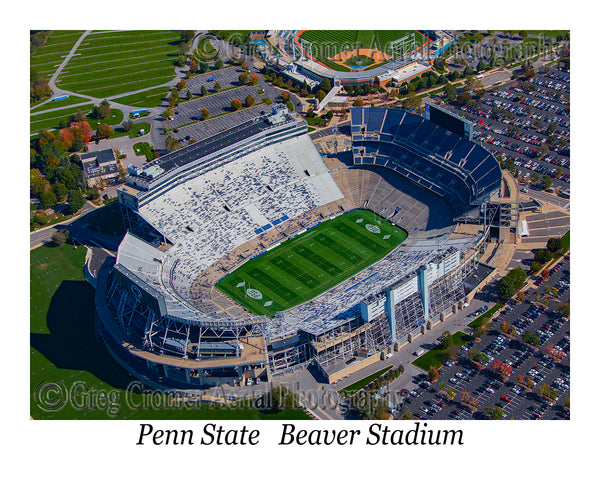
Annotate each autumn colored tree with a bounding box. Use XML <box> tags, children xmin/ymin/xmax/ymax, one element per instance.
<box><xmin>245</xmin><ymin>94</ymin><xmax>255</xmax><ymax>107</ymax></box>
<box><xmin>96</xmin><ymin>124</ymin><xmax>113</xmax><ymax>140</ymax></box>
<box><xmin>239</xmin><ymin>72</ymin><xmax>249</xmax><ymax>85</ymax></box>
<box><xmin>516</xmin><ymin>374</ymin><xmax>525</xmax><ymax>385</ymax></box>
<box><xmin>501</xmin><ymin>321</ymin><xmax>511</xmax><ymax>334</ymax></box>
<box><xmin>231</xmin><ymin>98</ymin><xmax>243</xmax><ymax>110</ymax></box>
<box><xmin>526</xmin><ymin>378</ymin><xmax>535</xmax><ymax>390</ymax></box>
<box><xmin>176</xmin><ymin>79</ymin><xmax>187</xmax><ymax>91</ymax></box>
<box><xmin>541</xmin><ymin>268</ymin><xmax>550</xmax><ymax>280</ymax></box>
<box><xmin>38</xmin><ymin>130</ymin><xmax>56</xmax><ymax>149</ymax></box>
<box><xmin>428</xmin><ymin>365</ymin><xmax>439</xmax><ymax>382</ymax></box>
<box><xmin>69</xmin><ymin>121</ymin><xmax>92</xmax><ymax>143</ymax></box>
<box><xmin>163</xmin><ymin>107</ymin><xmax>174</xmax><ymax>120</ymax></box>
<box><xmin>189</xmin><ymin>59</ymin><xmax>198</xmax><ymax>73</ymax></box>
<box><xmin>517</xmin><ymin>290</ymin><xmax>525</xmax><ymax>303</ymax></box>
<box><xmin>200</xmin><ymin>107</ymin><xmax>210</xmax><ymax>120</ymax></box>
<box><xmin>460</xmin><ymin>391</ymin><xmax>470</xmax><ymax>404</ymax></box>
<box><xmin>58</xmin><ymin>128</ymin><xmax>74</xmax><ymax>150</ymax></box>
<box><xmin>249</xmin><ymin>73</ymin><xmax>259</xmax><ymax>85</ymax></box>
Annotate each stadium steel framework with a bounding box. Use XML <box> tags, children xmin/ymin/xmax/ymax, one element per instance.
<box><xmin>94</xmin><ymin>105</ymin><xmax>502</xmax><ymax>390</ymax></box>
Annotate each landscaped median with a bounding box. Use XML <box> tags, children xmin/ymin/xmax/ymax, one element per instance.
<box><xmin>412</xmin><ymin>331</ymin><xmax>471</xmax><ymax>371</ymax></box>
<box><xmin>467</xmin><ymin>302</ymin><xmax>505</xmax><ymax>329</ymax></box>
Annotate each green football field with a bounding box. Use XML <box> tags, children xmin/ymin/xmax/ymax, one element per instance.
<box><xmin>216</xmin><ymin>209</ymin><xmax>408</xmax><ymax>316</ymax></box>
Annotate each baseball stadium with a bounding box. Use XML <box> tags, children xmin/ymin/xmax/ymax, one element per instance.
<box><xmin>95</xmin><ymin>103</ymin><xmax>511</xmax><ymax>390</ymax></box>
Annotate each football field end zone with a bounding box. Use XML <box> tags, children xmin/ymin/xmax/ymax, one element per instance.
<box><xmin>215</xmin><ymin>209</ymin><xmax>408</xmax><ymax>317</ymax></box>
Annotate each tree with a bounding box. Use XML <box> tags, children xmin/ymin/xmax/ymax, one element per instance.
<box><xmin>69</xmin><ymin>121</ymin><xmax>92</xmax><ymax>144</ymax></box>
<box><xmin>402</xmin><ymin>93</ymin><xmax>421</xmax><ymax>111</ymax></box>
<box><xmin>541</xmin><ymin>175</ymin><xmax>553</xmax><ymax>190</ymax></box>
<box><xmin>39</xmin><ymin>189</ymin><xmax>57</xmax><ymax>209</ymax></box>
<box><xmin>516</xmin><ymin>290</ymin><xmax>525</xmax><ymax>303</ymax></box>
<box><xmin>516</xmin><ymin>374</ymin><xmax>525</xmax><ymax>385</ymax></box>
<box><xmin>214</xmin><ymin>58</ymin><xmax>223</xmax><ymax>69</ymax></box>
<box><xmin>530</xmin><ymin>172</ymin><xmax>539</xmax><ymax>184</ymax></box>
<box><xmin>316</xmin><ymin>89</ymin><xmax>326</xmax><ymax>102</ymax></box>
<box><xmin>438</xmin><ymin>331</ymin><xmax>451</xmax><ymax>349</ymax></box>
<box><xmin>457</xmin><ymin>91</ymin><xmax>472</xmax><ymax>107</ymax></box>
<box><xmin>444</xmin><ymin>82</ymin><xmax>457</xmax><ymax>100</ymax></box>
<box><xmin>180</xmin><ymin>30</ymin><xmax>195</xmax><ymax>44</ymax></box>
<box><xmin>534</xmin><ymin>249</ymin><xmax>552</xmax><ymax>264</ymax></box>
<box><xmin>53</xmin><ymin>182</ymin><xmax>68</xmax><ymax>202</ymax></box>
<box><xmin>189</xmin><ymin>59</ymin><xmax>198</xmax><ymax>74</ymax></box>
<box><xmin>239</xmin><ymin>72</ymin><xmax>249</xmax><ymax>85</ymax></box>
<box><xmin>484</xmin><ymin>405</ymin><xmax>503</xmax><ymax>419</ymax></box>
<box><xmin>529</xmin><ymin>260</ymin><xmax>542</xmax><ymax>274</ymax></box>
<box><xmin>96</xmin><ymin>123</ymin><xmax>113</xmax><ymax>140</ymax></box>
<box><xmin>200</xmin><ymin>85</ymin><xmax>208</xmax><ymax>97</ymax></box>
<box><xmin>501</xmin><ymin>321</ymin><xmax>511</xmax><ymax>334</ymax></box>
<box><xmin>231</xmin><ymin>98</ymin><xmax>243</xmax><ymax>110</ymax></box>
<box><xmin>164</xmin><ymin>135</ymin><xmax>182</xmax><ymax>153</ymax></box>
<box><xmin>51</xmin><ymin>229</ymin><xmax>69</xmax><ymax>246</ymax></box>
<box><xmin>67</xmin><ymin>189</ymin><xmax>84</xmax><ymax>214</ymax></box>
<box><xmin>498</xmin><ymin>275</ymin><xmax>516</xmax><ymax>301</ymax></box>
<box><xmin>319</xmin><ymin>78</ymin><xmax>332</xmax><ymax>92</ymax></box>
<box><xmin>249</xmin><ymin>73</ymin><xmax>259</xmax><ymax>86</ymax></box>
<box><xmin>428</xmin><ymin>365</ymin><xmax>439</xmax><ymax>382</ymax></box>
<box><xmin>547</xmin><ymin>237</ymin><xmax>562</xmax><ymax>253</ymax></box>
<box><xmin>353</xmin><ymin>98</ymin><xmax>364</xmax><ymax>107</ymax></box>
<box><xmin>245</xmin><ymin>94</ymin><xmax>255</xmax><ymax>107</ymax></box>
<box><xmin>163</xmin><ymin>107</ymin><xmax>174</xmax><ymax>120</ymax></box>
<box><xmin>214</xmin><ymin>82</ymin><xmax>221</xmax><ymax>92</ymax></box>
<box><xmin>200</xmin><ymin>107</ymin><xmax>210</xmax><ymax>120</ymax></box>
<box><xmin>557</xmin><ymin>302</ymin><xmax>570</xmax><ymax>317</ymax></box>
<box><xmin>94</xmin><ymin>99</ymin><xmax>111</xmax><ymax>119</ymax></box>
<box><xmin>198</xmin><ymin>61</ymin><xmax>209</xmax><ymax>73</ymax></box>
<box><xmin>122</xmin><ymin>119</ymin><xmax>134</xmax><ymax>132</ymax></box>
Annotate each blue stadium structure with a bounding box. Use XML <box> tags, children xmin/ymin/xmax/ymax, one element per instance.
<box><xmin>350</xmin><ymin>107</ymin><xmax>501</xmax><ymax>214</ymax></box>
<box><xmin>94</xmin><ymin>106</ymin><xmax>503</xmax><ymax>390</ymax></box>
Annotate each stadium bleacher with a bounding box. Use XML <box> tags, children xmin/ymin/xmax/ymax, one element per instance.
<box><xmin>351</xmin><ymin>107</ymin><xmax>502</xmax><ymax>213</ymax></box>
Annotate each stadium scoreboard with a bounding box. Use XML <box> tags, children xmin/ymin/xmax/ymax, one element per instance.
<box><xmin>425</xmin><ymin>103</ymin><xmax>473</xmax><ymax>141</ymax></box>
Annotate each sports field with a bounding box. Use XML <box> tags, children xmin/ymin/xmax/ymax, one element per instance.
<box><xmin>299</xmin><ymin>30</ymin><xmax>426</xmax><ymax>60</ymax></box>
<box><xmin>216</xmin><ymin>209</ymin><xmax>408</xmax><ymax>316</ymax></box>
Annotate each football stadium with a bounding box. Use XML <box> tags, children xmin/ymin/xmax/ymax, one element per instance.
<box><xmin>95</xmin><ymin>103</ymin><xmax>507</xmax><ymax>389</ymax></box>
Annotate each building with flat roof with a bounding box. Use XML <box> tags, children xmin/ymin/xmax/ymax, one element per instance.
<box><xmin>81</xmin><ymin>149</ymin><xmax>119</xmax><ymax>188</ymax></box>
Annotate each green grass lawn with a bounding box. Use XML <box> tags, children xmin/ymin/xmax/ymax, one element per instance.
<box><xmin>30</xmin><ymin>243</ymin><xmax>310</xmax><ymax>420</ymax></box>
<box><xmin>30</xmin><ymin>103</ymin><xmax>95</xmax><ymax>134</ymax></box>
<box><xmin>31</xmin><ymin>30</ymin><xmax>85</xmax><ymax>78</ymax></box>
<box><xmin>30</xmin><ymin>105</ymin><xmax>123</xmax><ymax>135</ymax></box>
<box><xmin>216</xmin><ymin>209</ymin><xmax>407</xmax><ymax>316</ymax></box>
<box><xmin>345</xmin><ymin>54</ymin><xmax>375</xmax><ymax>67</ymax></box>
<box><xmin>412</xmin><ymin>332</ymin><xmax>471</xmax><ymax>371</ymax></box>
<box><xmin>468</xmin><ymin>303</ymin><xmax>505</xmax><ymax>329</ymax></box>
<box><xmin>30</xmin><ymin>95</ymin><xmax>91</xmax><ymax>113</ymax></box>
<box><xmin>55</xmin><ymin>30</ymin><xmax>180</xmax><ymax>98</ymax></box>
<box><xmin>113</xmin><ymin>87</ymin><xmax>170</xmax><ymax>108</ymax></box>
<box><xmin>133</xmin><ymin>141</ymin><xmax>156</xmax><ymax>161</ymax></box>
<box><xmin>340</xmin><ymin>366</ymin><xmax>393</xmax><ymax>395</ymax></box>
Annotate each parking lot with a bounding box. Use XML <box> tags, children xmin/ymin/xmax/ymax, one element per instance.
<box><xmin>165</xmin><ymin>62</ymin><xmax>298</xmax><ymax>143</ymax></box>
<box><xmin>394</xmin><ymin>257</ymin><xmax>570</xmax><ymax>420</ymax></box>
<box><xmin>445</xmin><ymin>66</ymin><xmax>570</xmax><ymax>192</ymax></box>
